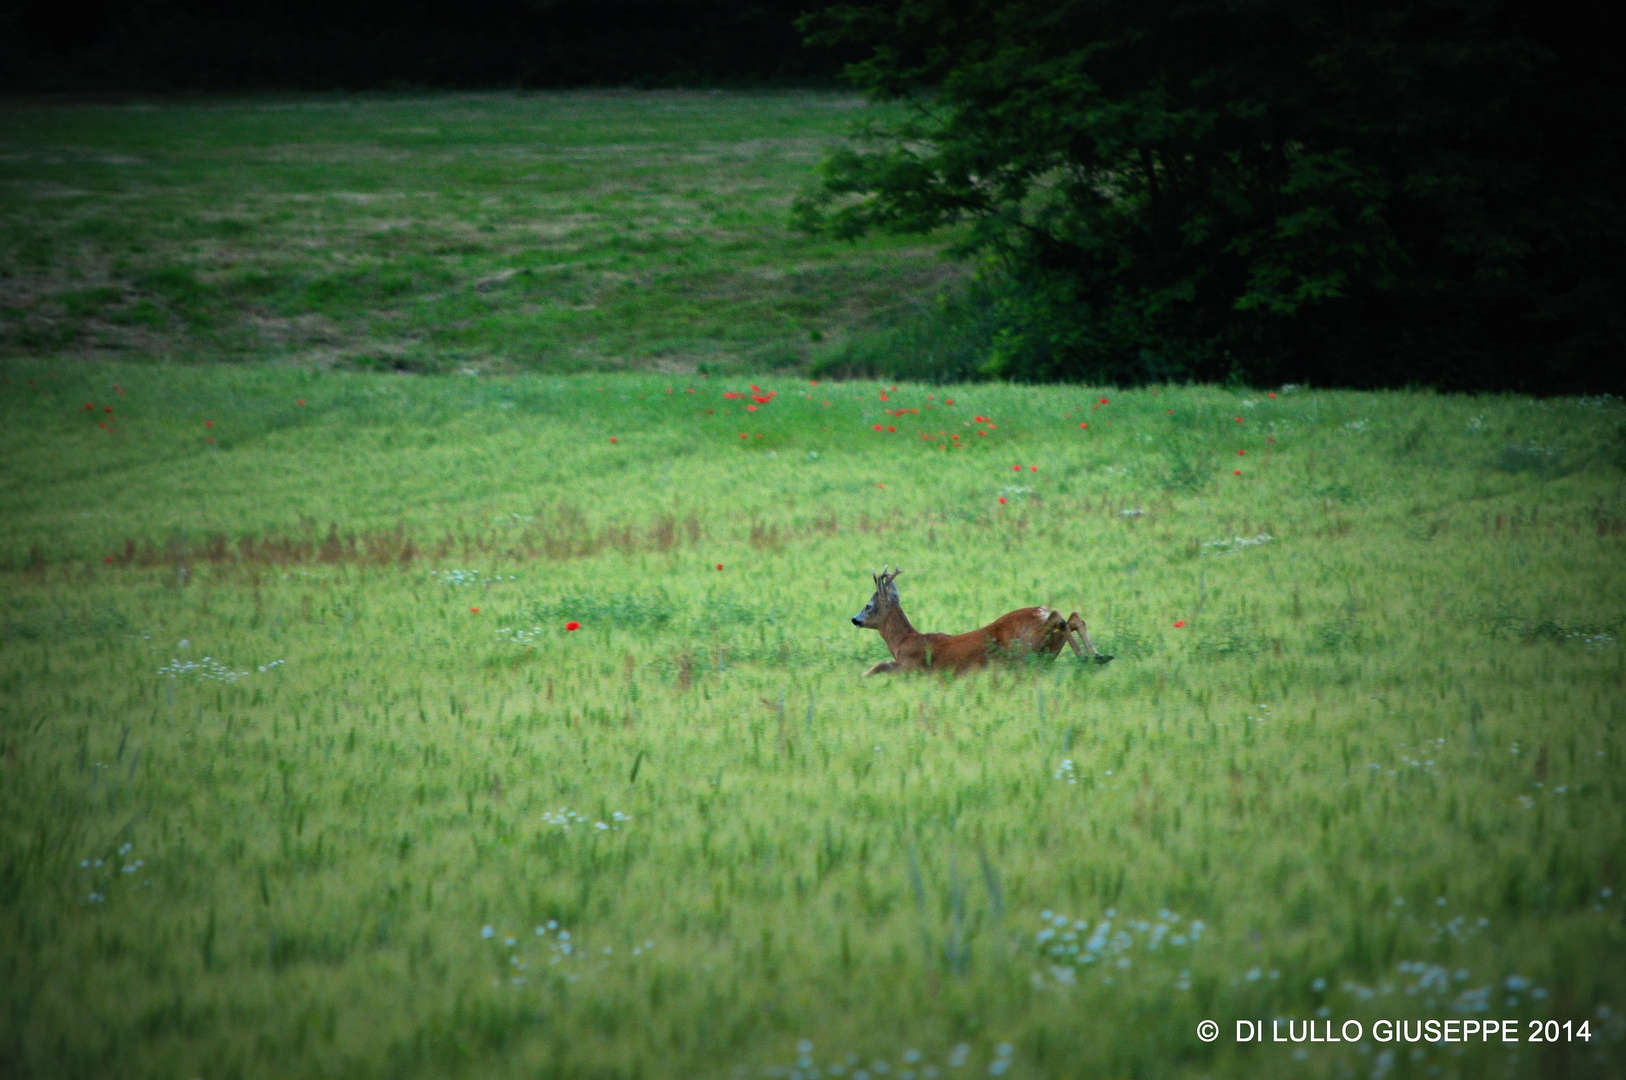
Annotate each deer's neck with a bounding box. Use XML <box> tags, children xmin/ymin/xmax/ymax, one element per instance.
<box><xmin>875</xmin><ymin>605</ymin><xmax>920</xmax><ymax>659</ymax></box>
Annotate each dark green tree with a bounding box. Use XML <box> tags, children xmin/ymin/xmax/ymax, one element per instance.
<box><xmin>797</xmin><ymin>1</ymin><xmax>1626</xmax><ymax>391</ymax></box>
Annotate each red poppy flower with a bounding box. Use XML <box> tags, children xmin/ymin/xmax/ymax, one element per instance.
<box><xmin>707</xmin><ymin>408</ymin><xmax>715</xmax><ymax>414</ymax></box>
<box><xmin>1168</xmin><ymin>409</ymin><xmax>1174</xmax><ymax>414</ymax></box>
<box><xmin>470</xmin><ymin>607</ymin><xmax>480</xmax><ymax>614</ymax></box>
<box><xmin>998</xmin><ymin>497</ymin><xmax>1007</xmax><ymax>504</ymax></box>
<box><xmin>84</xmin><ymin>402</ymin><xmax>94</xmax><ymax>411</ymax></box>
<box><xmin>104</xmin><ymin>556</ymin><xmax>114</xmax><ymax>563</ymax></box>
<box><xmin>747</xmin><ymin>404</ymin><xmax>757</xmax><ymax>412</ymax></box>
<box><xmin>205</xmin><ymin>420</ymin><xmax>213</xmax><ymax>428</ymax></box>
<box><xmin>1174</xmin><ymin>620</ymin><xmax>1186</xmax><ymax>628</ymax></box>
<box><xmin>206</xmin><ymin>437</ymin><xmax>214</xmax><ymax>443</ymax></box>
<box><xmin>977</xmin><ymin>430</ymin><xmax>987</xmax><ymax>436</ymax></box>
<box><xmin>1235</xmin><ymin>416</ymin><xmax>1243</xmax><ymax>423</ymax></box>
<box><xmin>1080</xmin><ymin>422</ymin><xmax>1088</xmax><ymax>429</ymax></box>
<box><xmin>716</xmin><ymin>563</ymin><xmax>724</xmax><ymax>571</ymax></box>
<box><xmin>945</xmin><ymin>398</ymin><xmax>954</xmax><ymax>405</ymax></box>
<box><xmin>1267</xmin><ymin>436</ymin><xmax>1275</xmax><ymax>443</ymax></box>
<box><xmin>751</xmin><ymin>385</ymin><xmax>761</xmax><ymax>393</ymax></box>
<box><xmin>740</xmin><ymin>433</ymin><xmax>748</xmax><ymax>439</ymax></box>
<box><xmin>1013</xmin><ymin>464</ymin><xmax>1021</xmax><ymax>471</ymax></box>
<box><xmin>886</xmin><ymin>425</ymin><xmax>895</xmax><ymax>432</ymax></box>
<box><xmin>565</xmin><ymin>620</ymin><xmax>580</xmax><ymax>631</ymax></box>
<box><xmin>1234</xmin><ymin>469</ymin><xmax>1242</xmax><ymax>475</ymax></box>
<box><xmin>104</xmin><ymin>406</ymin><xmax>113</xmax><ymax>413</ymax></box>
<box><xmin>880</xmin><ymin>393</ymin><xmax>889</xmax><ymax>402</ymax></box>
<box><xmin>297</xmin><ymin>399</ymin><xmax>305</xmax><ymax>406</ymax></box>
<box><xmin>1030</xmin><ymin>465</ymin><xmax>1038</xmax><ymax>471</ymax></box>
<box><xmin>1268</xmin><ymin>392</ymin><xmax>1277</xmax><ymax>398</ymax></box>
<box><xmin>1237</xmin><ymin>449</ymin><xmax>1245</xmax><ymax>455</ymax></box>
<box><xmin>810</xmin><ymin>380</ymin><xmax>819</xmax><ymax>386</ymax></box>
<box><xmin>1100</xmin><ymin>397</ymin><xmax>1109</xmax><ymax>404</ymax></box>
<box><xmin>610</xmin><ymin>436</ymin><xmax>618</xmax><ymax>443</ymax></box>
<box><xmin>877</xmin><ymin>483</ymin><xmax>885</xmax><ymax>489</ymax></box>
<box><xmin>874</xmin><ymin>424</ymin><xmax>883</xmax><ymax>432</ymax></box>
<box><xmin>687</xmin><ymin>388</ymin><xmax>696</xmax><ymax>393</ymax></box>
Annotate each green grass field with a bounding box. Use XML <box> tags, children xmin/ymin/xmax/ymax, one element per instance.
<box><xmin>2</xmin><ymin>359</ymin><xmax>1624</xmax><ymax>1080</ymax></box>
<box><xmin>0</xmin><ymin>92</ymin><xmax>955</xmax><ymax>375</ymax></box>
<box><xmin>2</xmin><ymin>91</ymin><xmax>1625</xmax><ymax>1080</ymax></box>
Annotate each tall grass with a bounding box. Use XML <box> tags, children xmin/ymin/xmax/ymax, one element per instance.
<box><xmin>1</xmin><ymin>361</ymin><xmax>1624</xmax><ymax>1079</ymax></box>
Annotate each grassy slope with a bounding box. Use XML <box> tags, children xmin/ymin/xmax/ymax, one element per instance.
<box><xmin>0</xmin><ymin>91</ymin><xmax>954</xmax><ymax>374</ymax></box>
<box><xmin>2</xmin><ymin>359</ymin><xmax>1624</xmax><ymax>1079</ymax></box>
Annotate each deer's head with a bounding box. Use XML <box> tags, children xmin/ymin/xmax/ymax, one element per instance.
<box><xmin>852</xmin><ymin>566</ymin><xmax>902</xmax><ymax>628</ymax></box>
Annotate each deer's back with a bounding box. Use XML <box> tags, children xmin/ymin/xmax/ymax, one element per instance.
<box><xmin>915</xmin><ymin>607</ymin><xmax>1054</xmax><ymax>672</ymax></box>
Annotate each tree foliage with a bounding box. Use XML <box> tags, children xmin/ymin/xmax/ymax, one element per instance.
<box><xmin>797</xmin><ymin>1</ymin><xmax>1626</xmax><ymax>390</ymax></box>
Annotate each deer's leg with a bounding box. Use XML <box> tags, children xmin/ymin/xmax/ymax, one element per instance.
<box><xmin>1063</xmin><ymin>612</ymin><xmax>1091</xmax><ymax>653</ymax></box>
<box><xmin>1068</xmin><ymin>612</ymin><xmax>1113</xmax><ymax>664</ymax></box>
<box><xmin>1041</xmin><ymin>608</ymin><xmax>1072</xmax><ymax>659</ymax></box>
<box><xmin>862</xmin><ymin>659</ymin><xmax>902</xmax><ymax>677</ymax></box>
<box><xmin>1048</xmin><ymin>609</ymin><xmax>1084</xmax><ymax>658</ymax></box>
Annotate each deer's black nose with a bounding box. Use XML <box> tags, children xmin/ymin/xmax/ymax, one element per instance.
<box><xmin>852</xmin><ymin>616</ymin><xmax>863</xmax><ymax>627</ymax></box>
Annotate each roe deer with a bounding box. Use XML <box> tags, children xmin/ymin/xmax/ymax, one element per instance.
<box><xmin>851</xmin><ymin>567</ymin><xmax>1112</xmax><ymax>676</ymax></box>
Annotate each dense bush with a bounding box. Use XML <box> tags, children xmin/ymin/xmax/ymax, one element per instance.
<box><xmin>796</xmin><ymin>1</ymin><xmax>1626</xmax><ymax>392</ymax></box>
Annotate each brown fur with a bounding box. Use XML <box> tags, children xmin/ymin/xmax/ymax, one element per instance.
<box><xmin>852</xmin><ymin>567</ymin><xmax>1110</xmax><ymax>676</ymax></box>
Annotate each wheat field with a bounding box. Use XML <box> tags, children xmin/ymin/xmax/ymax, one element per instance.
<box><xmin>2</xmin><ymin>360</ymin><xmax>1623</xmax><ymax>1078</ymax></box>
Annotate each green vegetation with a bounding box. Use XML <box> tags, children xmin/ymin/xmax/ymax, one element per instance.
<box><xmin>3</xmin><ymin>359</ymin><xmax>1624</xmax><ymax>1078</ymax></box>
<box><xmin>799</xmin><ymin>2</ymin><xmax>1624</xmax><ymax>392</ymax></box>
<box><xmin>0</xmin><ymin>92</ymin><xmax>958</xmax><ymax>375</ymax></box>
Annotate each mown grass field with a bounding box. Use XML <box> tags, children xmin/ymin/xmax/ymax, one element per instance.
<box><xmin>0</xmin><ymin>91</ymin><xmax>955</xmax><ymax>374</ymax></box>
<box><xmin>2</xmin><ymin>357</ymin><xmax>1624</xmax><ymax>1080</ymax></box>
